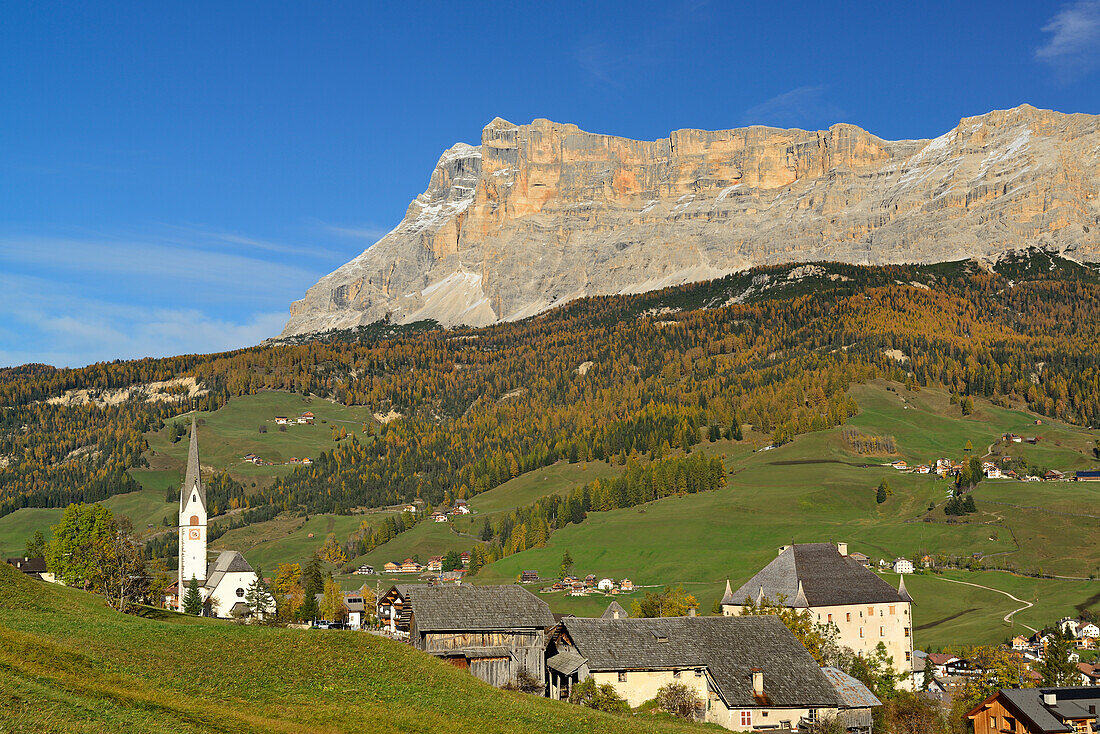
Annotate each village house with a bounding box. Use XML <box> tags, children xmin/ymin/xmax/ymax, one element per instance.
<box><xmin>383</xmin><ymin>561</ymin><xmax>401</xmax><ymax>574</ymax></box>
<box><xmin>297</xmin><ymin>411</ymin><xmax>314</xmax><ymax>424</ymax></box>
<box><xmin>1046</xmin><ymin>470</ymin><xmax>1065</xmax><ymax>481</ymax></box>
<box><xmin>520</xmin><ymin>570</ymin><xmax>539</xmax><ymax>583</ymax></box>
<box><xmin>547</xmin><ymin>615</ymin><xmax>879</xmax><ymax>732</ymax></box>
<box><xmin>460</xmin><ymin>551</ymin><xmax>471</xmax><ymax>567</ymax></box>
<box><xmin>915</xmin><ymin>465</ymin><xmax>930</xmax><ymax>474</ymax></box>
<box><xmin>426</xmin><ymin>556</ymin><xmax>443</xmax><ymax>572</ymax></box>
<box><xmin>401</xmin><ymin>558</ymin><xmax>421</xmax><ymax>574</ymax></box>
<box><xmin>353</xmin><ymin>564</ymin><xmax>375</xmax><ymax>575</ymax></box>
<box><xmin>893</xmin><ymin>558</ymin><xmax>914</xmax><ymax>575</ymax></box>
<box><xmin>985</xmin><ymin>466</ymin><xmax>1003</xmax><ymax>479</ymax></box>
<box><xmin>452</xmin><ymin>499</ymin><xmax>470</xmax><ymax>515</ymax></box>
<box><xmin>849</xmin><ymin>552</ymin><xmax>872</xmax><ymax>569</ymax></box>
<box><xmin>620</xmin><ymin>578</ymin><xmax>634</xmax><ymax>591</ymax></box>
<box><xmin>597</xmin><ymin>578</ymin><xmax>615</xmax><ymax>592</ymax></box>
<box><xmin>274</xmin><ymin>416</ymin><xmax>289</xmax><ymax>425</ymax></box>
<box><xmin>584</xmin><ymin>574</ymin><xmax>597</xmax><ymax>588</ymax></box>
<box><xmin>722</xmin><ymin>542</ymin><xmax>914</xmax><ymax>688</ymax></box>
<box><xmin>1077</xmin><ymin>471</ymin><xmax>1100</xmax><ymax>482</ymax></box>
<box><xmin>381</xmin><ymin>584</ymin><xmax>555</xmax><ymax>689</ymax></box>
<box><xmin>342</xmin><ymin>592</ymin><xmax>366</xmax><ymax>629</ymax></box>
<box><xmin>402</xmin><ymin>504</ymin><xmax>417</xmax><ymax>513</ymax></box>
<box><xmin>891</xmin><ymin>460</ymin><xmax>908</xmax><ymax>470</ymax></box>
<box><xmin>5</xmin><ymin>556</ymin><xmax>54</xmax><ymax>583</ymax></box>
<box><xmin>968</xmin><ymin>686</ymin><xmax>1100</xmax><ymax>733</ymax></box>
<box><xmin>430</xmin><ymin>512</ymin><xmax>448</xmax><ymax>523</ymax></box>
<box><xmin>1011</xmin><ymin>635</ymin><xmax>1030</xmax><ymax>651</ymax></box>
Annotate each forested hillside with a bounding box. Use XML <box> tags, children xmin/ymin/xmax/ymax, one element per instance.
<box><xmin>3</xmin><ymin>250</ymin><xmax>1099</xmax><ymax>522</ymax></box>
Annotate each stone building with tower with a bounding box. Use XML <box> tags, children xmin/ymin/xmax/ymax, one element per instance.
<box><xmin>721</xmin><ymin>542</ymin><xmax>914</xmax><ymax>688</ymax></box>
<box><xmin>177</xmin><ymin>417</ymin><xmax>268</xmax><ymax>618</ymax></box>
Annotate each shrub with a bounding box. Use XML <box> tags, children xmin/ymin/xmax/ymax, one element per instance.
<box><xmin>656</xmin><ymin>681</ymin><xmax>702</xmax><ymax>719</ymax></box>
<box><xmin>502</xmin><ymin>668</ymin><xmax>544</xmax><ymax>695</ymax></box>
<box><xmin>568</xmin><ymin>677</ymin><xmax>629</xmax><ymax>714</ymax></box>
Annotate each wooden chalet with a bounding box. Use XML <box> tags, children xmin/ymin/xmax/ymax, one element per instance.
<box><xmin>380</xmin><ymin>583</ymin><xmax>555</xmax><ymax>689</ymax></box>
<box><xmin>968</xmin><ymin>687</ymin><xmax>1100</xmax><ymax>733</ymax></box>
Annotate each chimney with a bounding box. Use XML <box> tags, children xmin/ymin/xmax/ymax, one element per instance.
<box><xmin>837</xmin><ymin>542</ymin><xmax>848</xmax><ymax>556</ymax></box>
<box><xmin>1043</xmin><ymin>692</ymin><xmax>1057</xmax><ymax>706</ymax></box>
<box><xmin>688</xmin><ymin>607</ymin><xmax>696</xmax><ymax>617</ymax></box>
<box><xmin>751</xmin><ymin>668</ymin><xmax>764</xmax><ymax>696</ymax></box>
<box><xmin>612</xmin><ymin>608</ymin><xmax>620</xmax><ymax>619</ymax></box>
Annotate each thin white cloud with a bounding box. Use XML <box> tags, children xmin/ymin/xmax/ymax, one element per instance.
<box><xmin>319</xmin><ymin>222</ymin><xmax>392</xmax><ymax>241</ymax></box>
<box><xmin>1036</xmin><ymin>0</ymin><xmax>1100</xmax><ymax>79</ymax></box>
<box><xmin>161</xmin><ymin>224</ymin><xmax>346</xmax><ymax>261</ymax></box>
<box><xmin>0</xmin><ymin>235</ymin><xmax>316</xmax><ymax>298</ymax></box>
<box><xmin>742</xmin><ymin>85</ymin><xmax>846</xmax><ymax>129</ymax></box>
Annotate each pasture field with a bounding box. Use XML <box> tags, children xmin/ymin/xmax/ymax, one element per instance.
<box><xmin>0</xmin><ymin>563</ymin><xmax>704</xmax><ymax>734</ymax></box>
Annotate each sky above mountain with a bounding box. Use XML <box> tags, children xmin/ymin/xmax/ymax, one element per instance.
<box><xmin>2</xmin><ymin>1</ymin><xmax>1099</xmax><ymax>367</ymax></box>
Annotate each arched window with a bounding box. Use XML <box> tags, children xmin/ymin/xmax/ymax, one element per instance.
<box><xmin>190</xmin><ymin>515</ymin><xmax>199</xmax><ymax>526</ymax></box>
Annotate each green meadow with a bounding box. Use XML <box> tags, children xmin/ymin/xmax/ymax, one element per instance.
<box><xmin>0</xmin><ymin>563</ymin><xmax>706</xmax><ymax>734</ymax></box>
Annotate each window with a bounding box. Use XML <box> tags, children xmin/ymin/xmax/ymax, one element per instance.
<box><xmin>905</xmin><ymin>627</ymin><xmax>911</xmax><ymax>638</ymax></box>
<box><xmin>740</xmin><ymin>711</ymin><xmax>752</xmax><ymax>727</ymax></box>
<box><xmin>905</xmin><ymin>651</ymin><xmax>912</xmax><ymax>662</ymax></box>
<box><xmin>618</xmin><ymin>672</ymin><xmax>627</xmax><ymax>682</ymax></box>
<box><xmin>673</xmin><ymin>670</ymin><xmax>681</xmax><ymax>678</ymax></box>
<box><xmin>868</xmin><ymin>606</ymin><xmax>874</xmax><ymax>616</ymax></box>
<box><xmin>846</xmin><ymin>612</ymin><xmax>851</xmax><ymax>622</ymax></box>
<box><xmin>807</xmin><ymin>709</ymin><xmax>817</xmax><ymax>722</ymax></box>
<box><xmin>889</xmin><ymin>605</ymin><xmax>896</xmax><ymax>615</ymax></box>
<box><xmin>236</xmin><ymin>588</ymin><xmax>245</xmax><ymax>598</ymax></box>
<box><xmin>190</xmin><ymin>515</ymin><xmax>199</xmax><ymax>526</ymax></box>
<box><xmin>695</xmin><ymin>669</ymin><xmax>703</xmax><ymax>678</ymax></box>
<box><xmin>880</xmin><ymin>626</ymin><xmax>885</xmax><ymax>636</ymax></box>
<box><xmin>860</xmin><ymin>628</ymin><xmax>865</xmax><ymax>638</ymax></box>
<box><xmin>827</xmin><ymin>614</ymin><xmax>833</xmax><ymax>623</ymax></box>
<box><xmin>990</xmin><ymin>717</ymin><xmax>997</xmax><ymax>730</ymax></box>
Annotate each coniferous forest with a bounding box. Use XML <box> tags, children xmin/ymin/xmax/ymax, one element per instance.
<box><xmin>3</xmin><ymin>251</ymin><xmax>1100</xmax><ymax>521</ymax></box>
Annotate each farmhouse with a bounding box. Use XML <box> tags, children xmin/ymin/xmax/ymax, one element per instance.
<box><xmin>1076</xmin><ymin>471</ymin><xmax>1100</xmax><ymax>482</ymax></box>
<box><xmin>383</xmin><ymin>584</ymin><xmax>555</xmax><ymax>689</ymax></box>
<box><xmin>968</xmin><ymin>686</ymin><xmax>1100</xmax><ymax>733</ymax></box>
<box><xmin>893</xmin><ymin>558</ymin><xmax>914</xmax><ymax>575</ymax></box>
<box><xmin>722</xmin><ymin>542</ymin><xmax>914</xmax><ymax>685</ymax></box>
<box><xmin>548</xmin><ymin>615</ymin><xmax>878</xmax><ymax>731</ymax></box>
<box><xmin>383</xmin><ymin>561</ymin><xmax>401</xmax><ymax>574</ymax></box>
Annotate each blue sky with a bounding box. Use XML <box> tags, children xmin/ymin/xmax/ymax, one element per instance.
<box><xmin>2</xmin><ymin>1</ymin><xmax>1099</xmax><ymax>367</ymax></box>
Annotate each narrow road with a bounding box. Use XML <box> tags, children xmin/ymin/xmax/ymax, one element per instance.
<box><xmin>928</xmin><ymin>575</ymin><xmax>1038</xmax><ymax>633</ymax></box>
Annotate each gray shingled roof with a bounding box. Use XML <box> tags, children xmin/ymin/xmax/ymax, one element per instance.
<box><xmin>729</xmin><ymin>543</ymin><xmax>908</xmax><ymax>607</ymax></box>
<box><xmin>821</xmin><ymin>667</ymin><xmax>882</xmax><ymax>709</ymax></box>
<box><xmin>547</xmin><ymin>650</ymin><xmax>586</xmax><ymax>675</ymax></box>
<box><xmin>407</xmin><ymin>584</ymin><xmax>555</xmax><ymax>632</ymax></box>
<box><xmin>560</xmin><ymin>615</ymin><xmax>841</xmax><ymax>708</ymax></box>
<box><xmin>997</xmin><ymin>688</ymin><xmax>1100</xmax><ymax>733</ymax></box>
<box><xmin>203</xmin><ymin>550</ymin><xmax>254</xmax><ymax>592</ymax></box>
<box><xmin>601</xmin><ymin>601</ymin><xmax>629</xmax><ymax>619</ymax></box>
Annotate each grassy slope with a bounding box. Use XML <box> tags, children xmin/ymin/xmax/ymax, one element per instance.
<box><xmin>466</xmin><ymin>381</ymin><xmax>1100</xmax><ymax>648</ymax></box>
<box><xmin>0</xmin><ymin>564</ymin><xmax>709</xmax><ymax>734</ymax></box>
<box><xmin>146</xmin><ymin>391</ymin><xmax>378</xmax><ymax>488</ymax></box>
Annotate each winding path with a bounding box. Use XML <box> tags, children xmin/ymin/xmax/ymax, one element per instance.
<box><xmin>928</xmin><ymin>574</ymin><xmax>1038</xmax><ymax>633</ymax></box>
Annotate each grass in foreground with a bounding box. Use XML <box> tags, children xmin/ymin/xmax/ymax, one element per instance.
<box><xmin>0</xmin><ymin>563</ymin><xmax>707</xmax><ymax>734</ymax></box>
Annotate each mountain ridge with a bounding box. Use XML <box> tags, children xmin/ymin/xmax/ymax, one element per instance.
<box><xmin>282</xmin><ymin>104</ymin><xmax>1100</xmax><ymax>336</ymax></box>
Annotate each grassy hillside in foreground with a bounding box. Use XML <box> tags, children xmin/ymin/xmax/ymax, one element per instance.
<box><xmin>0</xmin><ymin>564</ymin><xmax>708</xmax><ymax>734</ymax></box>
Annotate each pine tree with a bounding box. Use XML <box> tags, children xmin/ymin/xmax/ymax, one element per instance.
<box><xmin>183</xmin><ymin>577</ymin><xmax>202</xmax><ymax>615</ymax></box>
<box><xmin>245</xmin><ymin>566</ymin><xmax>274</xmax><ymax>619</ymax></box>
<box><xmin>876</xmin><ymin>483</ymin><xmax>888</xmax><ymax>504</ymax></box>
<box><xmin>559</xmin><ymin>549</ymin><xmax>574</xmax><ymax>579</ymax></box>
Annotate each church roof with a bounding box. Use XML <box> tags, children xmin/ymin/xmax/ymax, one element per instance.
<box><xmin>181</xmin><ymin>416</ymin><xmax>206</xmax><ymax>510</ymax></box>
<box><xmin>204</xmin><ymin>550</ymin><xmax>255</xmax><ymax>592</ymax></box>
<box><xmin>601</xmin><ymin>601</ymin><xmax>629</xmax><ymax>619</ymax></box>
<box><xmin>728</xmin><ymin>543</ymin><xmax>909</xmax><ymax>608</ymax></box>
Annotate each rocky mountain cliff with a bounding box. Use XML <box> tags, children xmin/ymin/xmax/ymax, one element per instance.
<box><xmin>282</xmin><ymin>105</ymin><xmax>1100</xmax><ymax>336</ymax></box>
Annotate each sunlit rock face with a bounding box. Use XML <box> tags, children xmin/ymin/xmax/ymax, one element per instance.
<box><xmin>282</xmin><ymin>105</ymin><xmax>1100</xmax><ymax>335</ymax></box>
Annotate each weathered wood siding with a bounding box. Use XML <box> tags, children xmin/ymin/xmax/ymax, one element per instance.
<box><xmin>413</xmin><ymin>628</ymin><xmax>548</xmax><ymax>688</ymax></box>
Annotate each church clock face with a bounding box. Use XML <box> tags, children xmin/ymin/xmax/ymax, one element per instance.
<box><xmin>189</xmin><ymin>528</ymin><xmax>200</xmax><ymax>540</ymax></box>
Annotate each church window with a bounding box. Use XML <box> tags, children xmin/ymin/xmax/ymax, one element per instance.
<box><xmin>236</xmin><ymin>588</ymin><xmax>245</xmax><ymax>598</ymax></box>
<box><xmin>618</xmin><ymin>672</ymin><xmax>627</xmax><ymax>682</ymax></box>
<box><xmin>190</xmin><ymin>515</ymin><xmax>199</xmax><ymax>526</ymax></box>
<box><xmin>192</xmin><ymin>493</ymin><xmax>197</xmax><ymax>503</ymax></box>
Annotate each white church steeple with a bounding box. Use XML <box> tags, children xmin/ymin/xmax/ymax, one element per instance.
<box><xmin>178</xmin><ymin>416</ymin><xmax>208</xmax><ymax>587</ymax></box>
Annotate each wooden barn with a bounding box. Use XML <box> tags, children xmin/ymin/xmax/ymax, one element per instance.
<box><xmin>392</xmin><ymin>584</ymin><xmax>555</xmax><ymax>689</ymax></box>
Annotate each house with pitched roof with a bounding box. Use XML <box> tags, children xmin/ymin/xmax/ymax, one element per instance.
<box><xmin>720</xmin><ymin>542</ymin><xmax>914</xmax><ymax>687</ymax></box>
<box><xmin>547</xmin><ymin>615</ymin><xmax>879</xmax><ymax>731</ymax></box>
<box><xmin>968</xmin><ymin>686</ymin><xmax>1100</xmax><ymax>733</ymax></box>
<box><xmin>379</xmin><ymin>583</ymin><xmax>555</xmax><ymax>689</ymax></box>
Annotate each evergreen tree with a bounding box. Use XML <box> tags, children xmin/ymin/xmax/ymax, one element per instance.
<box><xmin>245</xmin><ymin>566</ymin><xmax>274</xmax><ymax>619</ymax></box>
<box><xmin>876</xmin><ymin>483</ymin><xmax>888</xmax><ymax>504</ymax></box>
<box><xmin>559</xmin><ymin>549</ymin><xmax>574</xmax><ymax>579</ymax></box>
<box><xmin>183</xmin><ymin>577</ymin><xmax>202</xmax><ymax>615</ymax></box>
<box><xmin>1038</xmin><ymin>635</ymin><xmax>1079</xmax><ymax>686</ymax></box>
<box><xmin>23</xmin><ymin>529</ymin><xmax>45</xmax><ymax>558</ymax></box>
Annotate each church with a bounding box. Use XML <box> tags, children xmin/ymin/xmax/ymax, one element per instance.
<box><xmin>177</xmin><ymin>417</ymin><xmax>271</xmax><ymax>619</ymax></box>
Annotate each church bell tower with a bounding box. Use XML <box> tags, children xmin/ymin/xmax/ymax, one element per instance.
<box><xmin>178</xmin><ymin>416</ymin><xmax>208</xmax><ymax>588</ymax></box>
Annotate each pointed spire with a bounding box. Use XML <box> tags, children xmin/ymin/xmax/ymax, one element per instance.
<box><xmin>181</xmin><ymin>416</ymin><xmax>206</xmax><ymax>510</ymax></box>
<box><xmin>793</xmin><ymin>579</ymin><xmax>809</xmax><ymax>608</ymax></box>
<box><xmin>756</xmin><ymin>584</ymin><xmax>765</xmax><ymax>606</ymax></box>
<box><xmin>721</xmin><ymin>579</ymin><xmax>734</xmax><ymax>606</ymax></box>
<box><xmin>898</xmin><ymin>575</ymin><xmax>913</xmax><ymax>603</ymax></box>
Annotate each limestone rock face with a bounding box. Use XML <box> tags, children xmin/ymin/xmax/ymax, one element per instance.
<box><xmin>282</xmin><ymin>105</ymin><xmax>1100</xmax><ymax>335</ymax></box>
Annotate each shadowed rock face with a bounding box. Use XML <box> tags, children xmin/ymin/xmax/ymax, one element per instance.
<box><xmin>282</xmin><ymin>105</ymin><xmax>1100</xmax><ymax>336</ymax></box>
